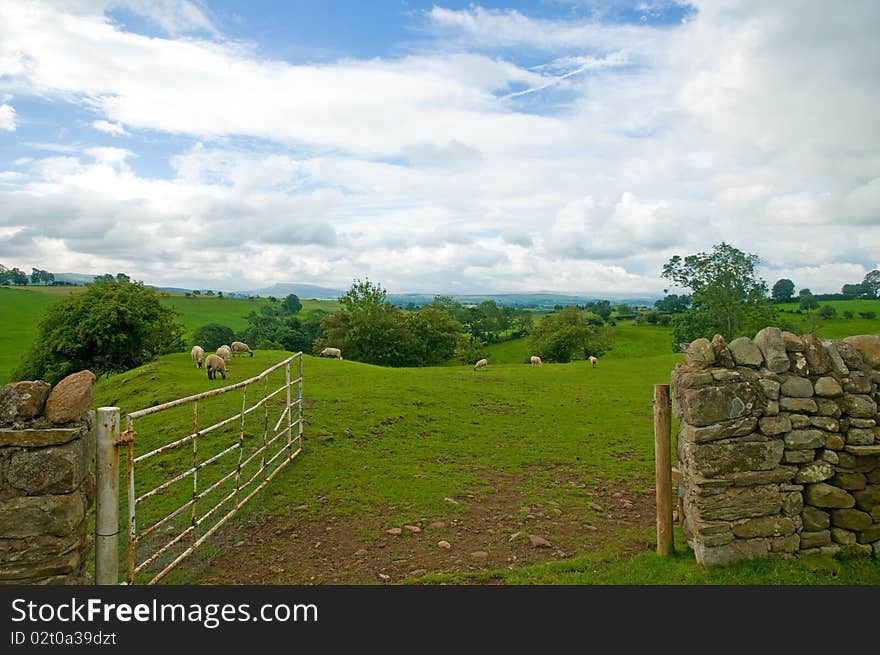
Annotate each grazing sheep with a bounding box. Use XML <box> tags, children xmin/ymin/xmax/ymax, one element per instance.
<box><xmin>589</xmin><ymin>355</ymin><xmax>598</xmax><ymax>368</ymax></box>
<box><xmin>530</xmin><ymin>355</ymin><xmax>542</xmax><ymax>367</ymax></box>
<box><xmin>231</xmin><ymin>341</ymin><xmax>253</xmax><ymax>357</ymax></box>
<box><xmin>205</xmin><ymin>353</ymin><xmax>227</xmax><ymax>380</ymax></box>
<box><xmin>191</xmin><ymin>345</ymin><xmax>205</xmax><ymax>368</ymax></box>
<box><xmin>216</xmin><ymin>345</ymin><xmax>231</xmax><ymax>363</ymax></box>
<box><xmin>474</xmin><ymin>358</ymin><xmax>488</xmax><ymax>371</ymax></box>
<box><xmin>319</xmin><ymin>347</ymin><xmax>343</xmax><ymax>360</ymax></box>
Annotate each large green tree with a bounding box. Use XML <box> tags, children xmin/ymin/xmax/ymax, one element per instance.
<box><xmin>527</xmin><ymin>306</ymin><xmax>611</xmax><ymax>363</ymax></box>
<box><xmin>661</xmin><ymin>242</ymin><xmax>776</xmax><ymax>347</ymax></box>
<box><xmin>14</xmin><ymin>279</ymin><xmax>186</xmax><ymax>384</ymax></box>
<box><xmin>771</xmin><ymin>278</ymin><xmax>795</xmax><ymax>303</ymax></box>
<box><xmin>315</xmin><ymin>280</ymin><xmax>468</xmax><ymax>366</ymax></box>
<box><xmin>316</xmin><ymin>279</ymin><xmax>403</xmax><ymax>366</ymax></box>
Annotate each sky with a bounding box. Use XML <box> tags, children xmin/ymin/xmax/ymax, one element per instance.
<box><xmin>0</xmin><ymin>0</ymin><xmax>878</xmax><ymax>297</ymax></box>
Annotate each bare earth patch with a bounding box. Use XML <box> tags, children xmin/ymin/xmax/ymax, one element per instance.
<box><xmin>190</xmin><ymin>469</ymin><xmax>657</xmax><ymax>585</ymax></box>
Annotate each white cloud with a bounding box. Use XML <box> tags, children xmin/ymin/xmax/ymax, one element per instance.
<box><xmin>92</xmin><ymin>119</ymin><xmax>128</xmax><ymax>135</ymax></box>
<box><xmin>0</xmin><ymin>104</ymin><xmax>16</xmax><ymax>131</ymax></box>
<box><xmin>107</xmin><ymin>0</ymin><xmax>219</xmax><ymax>37</ymax></box>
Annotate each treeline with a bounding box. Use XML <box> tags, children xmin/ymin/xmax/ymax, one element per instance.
<box><xmin>207</xmin><ymin>279</ymin><xmax>610</xmax><ymax>367</ymax></box>
<box><xmin>0</xmin><ymin>264</ymin><xmax>65</xmax><ymax>286</ymax></box>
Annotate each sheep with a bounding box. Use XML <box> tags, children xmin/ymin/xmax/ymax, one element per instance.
<box><xmin>205</xmin><ymin>353</ymin><xmax>227</xmax><ymax>380</ymax></box>
<box><xmin>319</xmin><ymin>347</ymin><xmax>343</xmax><ymax>360</ymax></box>
<box><xmin>231</xmin><ymin>341</ymin><xmax>253</xmax><ymax>357</ymax></box>
<box><xmin>216</xmin><ymin>345</ymin><xmax>231</xmax><ymax>363</ymax></box>
<box><xmin>473</xmin><ymin>358</ymin><xmax>488</xmax><ymax>371</ymax></box>
<box><xmin>529</xmin><ymin>355</ymin><xmax>542</xmax><ymax>366</ymax></box>
<box><xmin>191</xmin><ymin>345</ymin><xmax>204</xmax><ymax>368</ymax></box>
<box><xmin>589</xmin><ymin>355</ymin><xmax>598</xmax><ymax>368</ymax></box>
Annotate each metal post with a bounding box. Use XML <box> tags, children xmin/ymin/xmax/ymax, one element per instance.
<box><xmin>654</xmin><ymin>384</ymin><xmax>673</xmax><ymax>557</ymax></box>
<box><xmin>95</xmin><ymin>407</ymin><xmax>120</xmax><ymax>585</ymax></box>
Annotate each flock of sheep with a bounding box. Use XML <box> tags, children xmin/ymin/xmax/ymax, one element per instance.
<box><xmin>475</xmin><ymin>354</ymin><xmax>598</xmax><ymax>370</ymax></box>
<box><xmin>190</xmin><ymin>341</ymin><xmax>253</xmax><ymax>380</ymax></box>
<box><xmin>191</xmin><ymin>342</ymin><xmax>599</xmax><ymax>379</ymax></box>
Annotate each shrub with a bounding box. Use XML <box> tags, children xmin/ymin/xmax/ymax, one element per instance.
<box><xmin>14</xmin><ymin>279</ymin><xmax>186</xmax><ymax>384</ymax></box>
<box><xmin>192</xmin><ymin>323</ymin><xmax>235</xmax><ymax>351</ymax></box>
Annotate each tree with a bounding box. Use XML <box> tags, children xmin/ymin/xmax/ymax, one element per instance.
<box><xmin>13</xmin><ymin>278</ymin><xmax>186</xmax><ymax>385</ymax></box>
<box><xmin>30</xmin><ymin>268</ymin><xmax>54</xmax><ymax>285</ymax></box>
<box><xmin>316</xmin><ymin>278</ymin><xmax>400</xmax><ymax>366</ymax></box>
<box><xmin>661</xmin><ymin>242</ymin><xmax>776</xmax><ymax>346</ymax></box>
<box><xmin>654</xmin><ymin>293</ymin><xmax>691</xmax><ymax>314</ymax></box>
<box><xmin>191</xmin><ymin>323</ymin><xmax>235</xmax><ymax>351</ymax></box>
<box><xmin>862</xmin><ymin>270</ymin><xmax>880</xmax><ymax>298</ymax></box>
<box><xmin>527</xmin><ymin>306</ymin><xmax>611</xmax><ymax>363</ymax></box>
<box><xmin>10</xmin><ymin>267</ymin><xmax>28</xmax><ymax>285</ymax></box>
<box><xmin>771</xmin><ymin>278</ymin><xmax>795</xmax><ymax>303</ymax></box>
<box><xmin>798</xmin><ymin>289</ymin><xmax>818</xmax><ymax>311</ymax></box>
<box><xmin>281</xmin><ymin>294</ymin><xmax>303</xmax><ymax>314</ymax></box>
<box><xmin>405</xmin><ymin>303</ymin><xmax>463</xmax><ymax>366</ymax></box>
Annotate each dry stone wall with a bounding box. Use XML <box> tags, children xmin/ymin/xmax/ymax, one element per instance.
<box><xmin>672</xmin><ymin>329</ymin><xmax>880</xmax><ymax>566</ymax></box>
<box><xmin>0</xmin><ymin>372</ymin><xmax>97</xmax><ymax>584</ymax></box>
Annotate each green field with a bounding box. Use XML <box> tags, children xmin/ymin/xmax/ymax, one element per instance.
<box><xmin>4</xmin><ymin>288</ymin><xmax>880</xmax><ymax>585</ymax></box>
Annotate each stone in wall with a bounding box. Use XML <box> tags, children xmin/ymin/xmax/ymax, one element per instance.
<box><xmin>0</xmin><ymin>382</ymin><xmax>51</xmax><ymax>424</ymax></box>
<box><xmin>674</xmin><ymin>330</ymin><xmax>880</xmax><ymax>566</ymax></box>
<box><xmin>0</xmin><ymin>371</ymin><xmax>96</xmax><ymax>585</ymax></box>
<box><xmin>44</xmin><ymin>371</ymin><xmax>96</xmax><ymax>425</ymax></box>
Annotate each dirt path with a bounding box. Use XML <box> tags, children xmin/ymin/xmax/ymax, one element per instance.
<box><xmin>188</xmin><ymin>471</ymin><xmax>658</xmax><ymax>585</ymax></box>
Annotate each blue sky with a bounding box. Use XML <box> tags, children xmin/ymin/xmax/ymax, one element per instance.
<box><xmin>0</xmin><ymin>1</ymin><xmax>878</xmax><ymax>295</ymax></box>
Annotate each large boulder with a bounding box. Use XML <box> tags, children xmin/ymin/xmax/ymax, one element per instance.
<box><xmin>44</xmin><ymin>371</ymin><xmax>97</xmax><ymax>425</ymax></box>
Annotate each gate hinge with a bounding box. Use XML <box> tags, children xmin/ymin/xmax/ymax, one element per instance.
<box><xmin>116</xmin><ymin>428</ymin><xmax>135</xmax><ymax>446</ymax></box>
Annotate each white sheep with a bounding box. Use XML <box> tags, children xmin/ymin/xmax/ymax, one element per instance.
<box><xmin>474</xmin><ymin>358</ymin><xmax>488</xmax><ymax>371</ymax></box>
<box><xmin>589</xmin><ymin>355</ymin><xmax>598</xmax><ymax>368</ymax></box>
<box><xmin>205</xmin><ymin>353</ymin><xmax>227</xmax><ymax>380</ymax></box>
<box><xmin>216</xmin><ymin>345</ymin><xmax>231</xmax><ymax>363</ymax></box>
<box><xmin>319</xmin><ymin>347</ymin><xmax>342</xmax><ymax>359</ymax></box>
<box><xmin>191</xmin><ymin>345</ymin><xmax>205</xmax><ymax>369</ymax></box>
<box><xmin>231</xmin><ymin>341</ymin><xmax>253</xmax><ymax>357</ymax></box>
<box><xmin>530</xmin><ymin>355</ymin><xmax>542</xmax><ymax>366</ymax></box>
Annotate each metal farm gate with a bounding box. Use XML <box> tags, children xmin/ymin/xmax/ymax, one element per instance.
<box><xmin>94</xmin><ymin>353</ymin><xmax>304</xmax><ymax>584</ymax></box>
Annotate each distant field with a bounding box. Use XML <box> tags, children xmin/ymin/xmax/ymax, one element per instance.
<box><xmin>774</xmin><ymin>298</ymin><xmax>880</xmax><ymax>339</ymax></box>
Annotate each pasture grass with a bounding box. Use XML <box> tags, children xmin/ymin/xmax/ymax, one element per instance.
<box><xmin>93</xmin><ymin>349</ymin><xmax>682</xmax><ymax>582</ymax></box>
<box><xmin>774</xmin><ymin>298</ymin><xmax>880</xmax><ymax>339</ymax></box>
<box><xmin>0</xmin><ymin>286</ymin><xmax>79</xmax><ymax>384</ymax></box>
<box><xmin>412</xmin><ymin>527</ymin><xmax>879</xmax><ymax>585</ymax></box>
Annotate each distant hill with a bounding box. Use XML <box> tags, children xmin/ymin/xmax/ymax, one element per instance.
<box><xmin>386</xmin><ymin>292</ymin><xmax>659</xmax><ymax>309</ymax></box>
<box><xmin>247</xmin><ymin>283</ymin><xmax>345</xmax><ymax>299</ymax></box>
<box><xmin>53</xmin><ymin>272</ymin><xmax>95</xmax><ymax>285</ymax></box>
<box><xmin>49</xmin><ymin>273</ymin><xmax>659</xmax><ymax>307</ymax></box>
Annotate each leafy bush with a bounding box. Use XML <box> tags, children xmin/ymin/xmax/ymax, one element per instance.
<box><xmin>858</xmin><ymin>311</ymin><xmax>877</xmax><ymax>320</ymax></box>
<box><xmin>527</xmin><ymin>306</ymin><xmax>611</xmax><ymax>363</ymax></box>
<box><xmin>14</xmin><ymin>279</ymin><xmax>186</xmax><ymax>384</ymax></box>
<box><xmin>192</xmin><ymin>323</ymin><xmax>235</xmax><ymax>351</ymax></box>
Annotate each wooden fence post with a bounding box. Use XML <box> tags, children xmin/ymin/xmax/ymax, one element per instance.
<box><xmin>654</xmin><ymin>384</ymin><xmax>673</xmax><ymax>557</ymax></box>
